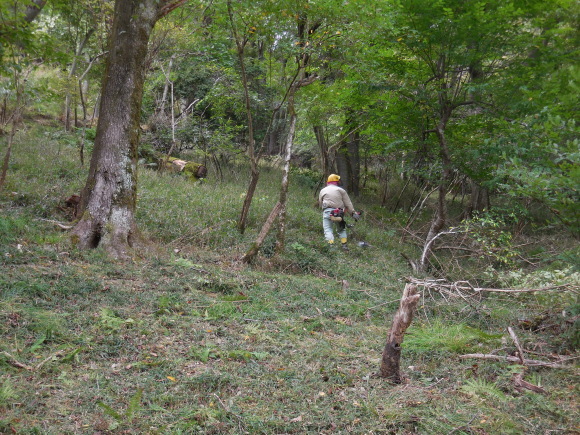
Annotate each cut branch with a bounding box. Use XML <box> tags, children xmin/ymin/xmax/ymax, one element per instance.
<box><xmin>507</xmin><ymin>327</ymin><xmax>525</xmax><ymax>364</ymax></box>
<box><xmin>459</xmin><ymin>353</ymin><xmax>572</xmax><ymax>369</ymax></box>
<box><xmin>379</xmin><ymin>283</ymin><xmax>420</xmax><ymax>383</ymax></box>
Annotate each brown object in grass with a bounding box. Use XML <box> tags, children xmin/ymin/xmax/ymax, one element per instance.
<box><xmin>379</xmin><ymin>283</ymin><xmax>420</xmax><ymax>383</ymax></box>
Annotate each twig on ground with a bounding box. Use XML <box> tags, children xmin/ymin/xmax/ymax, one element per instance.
<box><xmin>459</xmin><ymin>353</ymin><xmax>572</xmax><ymax>369</ymax></box>
<box><xmin>36</xmin><ymin>218</ymin><xmax>74</xmax><ymax>230</ymax></box>
<box><xmin>508</xmin><ymin>327</ymin><xmax>526</xmax><ymax>364</ymax></box>
<box><xmin>1</xmin><ymin>351</ymin><xmax>33</xmax><ymax>370</ymax></box>
<box><xmin>35</xmin><ymin>350</ymin><xmax>65</xmax><ymax>370</ymax></box>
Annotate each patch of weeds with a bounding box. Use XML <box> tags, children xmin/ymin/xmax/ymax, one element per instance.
<box><xmin>284</xmin><ymin>242</ymin><xmax>322</xmax><ymax>272</ymax></box>
<box><xmin>189</xmin><ymin>345</ymin><xmax>269</xmax><ymax>363</ymax></box>
<box><xmin>97</xmin><ymin>388</ymin><xmax>143</xmax><ymax>431</ymax></box>
<box><xmin>171</xmin><ymin>406</ymin><xmax>227</xmax><ymax>432</ymax></box>
<box><xmin>98</xmin><ymin>308</ymin><xmax>136</xmax><ymax>332</ymax></box>
<box><xmin>405</xmin><ymin>320</ymin><xmax>502</xmax><ymax>354</ymax></box>
<box><xmin>185</xmin><ymin>371</ymin><xmax>236</xmax><ymax>392</ymax></box>
<box><xmin>155</xmin><ymin>294</ymin><xmax>186</xmax><ymax>316</ymax></box>
<box><xmin>204</xmin><ymin>302</ymin><xmax>243</xmax><ymax>320</ymax></box>
<box><xmin>0</xmin><ymin>301</ymin><xmax>64</xmax><ymax>348</ymax></box>
<box><xmin>0</xmin><ymin>378</ymin><xmax>18</xmax><ymax>407</ymax></box>
<box><xmin>461</xmin><ymin>377</ymin><xmax>508</xmax><ymax>403</ymax></box>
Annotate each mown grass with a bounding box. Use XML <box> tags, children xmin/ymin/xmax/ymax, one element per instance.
<box><xmin>0</xmin><ymin>127</ymin><xmax>578</xmax><ymax>434</ymax></box>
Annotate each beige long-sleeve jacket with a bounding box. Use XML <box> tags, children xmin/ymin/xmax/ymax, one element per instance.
<box><xmin>319</xmin><ymin>184</ymin><xmax>354</xmax><ymax>214</ymax></box>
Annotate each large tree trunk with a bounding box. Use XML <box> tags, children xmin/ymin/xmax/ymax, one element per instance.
<box><xmin>72</xmin><ymin>0</ymin><xmax>184</xmax><ymax>258</ymax></box>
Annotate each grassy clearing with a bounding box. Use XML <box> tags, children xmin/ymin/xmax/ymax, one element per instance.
<box><xmin>0</xmin><ymin>127</ymin><xmax>578</xmax><ymax>434</ymax></box>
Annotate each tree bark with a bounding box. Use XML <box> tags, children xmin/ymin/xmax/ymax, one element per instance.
<box><xmin>72</xmin><ymin>0</ymin><xmax>184</xmax><ymax>258</ymax></box>
<box><xmin>379</xmin><ymin>283</ymin><xmax>420</xmax><ymax>383</ymax></box>
<box><xmin>275</xmin><ymin>94</ymin><xmax>298</xmax><ymax>254</ymax></box>
<box><xmin>314</xmin><ymin>125</ymin><xmax>329</xmax><ymax>176</ymax></box>
<box><xmin>0</xmin><ymin>119</ymin><xmax>16</xmax><ymax>192</ymax></box>
<box><xmin>24</xmin><ymin>0</ymin><xmax>46</xmax><ymax>23</ymax></box>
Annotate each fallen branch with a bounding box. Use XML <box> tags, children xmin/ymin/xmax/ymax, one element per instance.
<box><xmin>408</xmin><ymin>277</ymin><xmax>579</xmax><ymax>295</ymax></box>
<box><xmin>459</xmin><ymin>353</ymin><xmax>572</xmax><ymax>369</ymax></box>
<box><xmin>34</xmin><ymin>350</ymin><xmax>66</xmax><ymax>370</ymax></box>
<box><xmin>1</xmin><ymin>350</ymin><xmax>66</xmax><ymax>371</ymax></box>
<box><xmin>1</xmin><ymin>351</ymin><xmax>33</xmax><ymax>370</ymax></box>
<box><xmin>507</xmin><ymin>327</ymin><xmax>525</xmax><ymax>364</ymax></box>
<box><xmin>505</xmin><ymin>327</ymin><xmax>548</xmax><ymax>393</ymax></box>
<box><xmin>36</xmin><ymin>218</ymin><xmax>74</xmax><ymax>230</ymax></box>
<box><xmin>512</xmin><ymin>372</ymin><xmax>547</xmax><ymax>394</ymax></box>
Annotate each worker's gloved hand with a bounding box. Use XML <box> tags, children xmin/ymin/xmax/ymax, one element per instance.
<box><xmin>352</xmin><ymin>211</ymin><xmax>361</xmax><ymax>221</ymax></box>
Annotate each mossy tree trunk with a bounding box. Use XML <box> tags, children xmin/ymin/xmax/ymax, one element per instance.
<box><xmin>72</xmin><ymin>0</ymin><xmax>186</xmax><ymax>258</ymax></box>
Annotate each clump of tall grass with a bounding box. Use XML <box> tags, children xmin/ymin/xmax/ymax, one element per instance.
<box><xmin>405</xmin><ymin>319</ymin><xmax>502</xmax><ymax>354</ymax></box>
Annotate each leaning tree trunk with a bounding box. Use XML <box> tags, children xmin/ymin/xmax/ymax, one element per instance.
<box><xmin>72</xmin><ymin>0</ymin><xmax>185</xmax><ymax>258</ymax></box>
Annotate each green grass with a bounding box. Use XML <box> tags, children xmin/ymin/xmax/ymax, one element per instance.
<box><xmin>0</xmin><ymin>126</ymin><xmax>578</xmax><ymax>434</ymax></box>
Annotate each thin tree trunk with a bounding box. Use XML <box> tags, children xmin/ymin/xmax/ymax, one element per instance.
<box><xmin>228</xmin><ymin>1</ymin><xmax>261</xmax><ymax>235</ymax></box>
<box><xmin>420</xmin><ymin>119</ymin><xmax>452</xmax><ymax>271</ymax></box>
<box><xmin>0</xmin><ymin>70</ymin><xmax>26</xmax><ymax>191</ymax></box>
<box><xmin>65</xmin><ymin>29</ymin><xmax>95</xmax><ymax>131</ymax></box>
<box><xmin>158</xmin><ymin>55</ymin><xmax>175</xmax><ymax>116</ymax></box>
<box><xmin>275</xmin><ymin>95</ymin><xmax>298</xmax><ymax>254</ymax></box>
<box><xmin>380</xmin><ymin>283</ymin><xmax>420</xmax><ymax>383</ymax></box>
<box><xmin>314</xmin><ymin>125</ymin><xmax>328</xmax><ymax>177</ymax></box>
<box><xmin>0</xmin><ymin>121</ymin><xmax>16</xmax><ymax>191</ymax></box>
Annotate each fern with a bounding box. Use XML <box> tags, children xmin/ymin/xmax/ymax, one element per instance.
<box><xmin>97</xmin><ymin>388</ymin><xmax>143</xmax><ymax>424</ymax></box>
<box><xmin>0</xmin><ymin>379</ymin><xmax>17</xmax><ymax>406</ymax></box>
<box><xmin>461</xmin><ymin>378</ymin><xmax>507</xmax><ymax>403</ymax></box>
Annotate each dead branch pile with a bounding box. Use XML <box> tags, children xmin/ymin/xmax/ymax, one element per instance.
<box><xmin>407</xmin><ymin>277</ymin><xmax>579</xmax><ymax>300</ymax></box>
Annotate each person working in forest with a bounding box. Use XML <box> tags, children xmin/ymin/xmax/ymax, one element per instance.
<box><xmin>319</xmin><ymin>174</ymin><xmax>360</xmax><ymax>250</ymax></box>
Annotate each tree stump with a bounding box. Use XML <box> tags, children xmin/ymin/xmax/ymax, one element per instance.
<box><xmin>379</xmin><ymin>283</ymin><xmax>420</xmax><ymax>383</ymax></box>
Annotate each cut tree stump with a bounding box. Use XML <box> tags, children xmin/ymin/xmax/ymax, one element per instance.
<box><xmin>379</xmin><ymin>283</ymin><xmax>420</xmax><ymax>383</ymax></box>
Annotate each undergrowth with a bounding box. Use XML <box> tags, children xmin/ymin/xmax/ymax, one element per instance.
<box><xmin>0</xmin><ymin>126</ymin><xmax>578</xmax><ymax>433</ymax></box>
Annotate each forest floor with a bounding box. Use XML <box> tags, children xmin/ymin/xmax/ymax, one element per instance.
<box><xmin>0</xmin><ymin>127</ymin><xmax>578</xmax><ymax>434</ymax></box>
